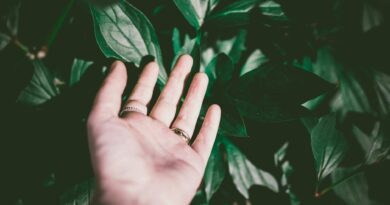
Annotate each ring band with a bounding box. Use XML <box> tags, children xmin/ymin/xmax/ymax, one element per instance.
<box><xmin>120</xmin><ymin>100</ymin><xmax>147</xmax><ymax>116</ymax></box>
<box><xmin>171</xmin><ymin>127</ymin><xmax>191</xmax><ymax>144</ymax></box>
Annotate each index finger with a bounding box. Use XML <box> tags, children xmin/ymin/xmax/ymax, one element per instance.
<box><xmin>89</xmin><ymin>61</ymin><xmax>127</xmax><ymax>121</ymax></box>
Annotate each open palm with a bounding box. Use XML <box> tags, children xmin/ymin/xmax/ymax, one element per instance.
<box><xmin>87</xmin><ymin>55</ymin><xmax>221</xmax><ymax>205</ymax></box>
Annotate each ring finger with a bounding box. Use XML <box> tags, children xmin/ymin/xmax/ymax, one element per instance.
<box><xmin>170</xmin><ymin>72</ymin><xmax>208</xmax><ymax>140</ymax></box>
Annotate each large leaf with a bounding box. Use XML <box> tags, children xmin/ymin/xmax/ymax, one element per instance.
<box><xmin>204</xmin><ymin>137</ymin><xmax>225</xmax><ymax>201</ymax></box>
<box><xmin>311</xmin><ymin>113</ymin><xmax>348</xmax><ymax>182</ymax></box>
<box><xmin>173</xmin><ymin>0</ymin><xmax>208</xmax><ymax>29</ymax></box>
<box><xmin>17</xmin><ymin>60</ymin><xmax>59</xmax><ymax>106</ymax></box>
<box><xmin>90</xmin><ymin>0</ymin><xmax>167</xmax><ymax>83</ymax></box>
<box><xmin>223</xmin><ymin>137</ymin><xmax>279</xmax><ymax>198</ymax></box>
<box><xmin>69</xmin><ymin>58</ymin><xmax>93</xmax><ymax>86</ymax></box>
<box><xmin>228</xmin><ymin>63</ymin><xmax>333</xmax><ymax>122</ymax></box>
<box><xmin>206</xmin><ymin>0</ymin><xmax>263</xmax><ymax>28</ymax></box>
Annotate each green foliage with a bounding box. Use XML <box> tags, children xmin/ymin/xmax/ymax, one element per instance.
<box><xmin>90</xmin><ymin>0</ymin><xmax>167</xmax><ymax>83</ymax></box>
<box><xmin>310</xmin><ymin>113</ymin><xmax>348</xmax><ymax>184</ymax></box>
<box><xmin>2</xmin><ymin>0</ymin><xmax>390</xmax><ymax>204</ymax></box>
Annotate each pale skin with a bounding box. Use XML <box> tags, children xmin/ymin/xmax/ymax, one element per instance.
<box><xmin>87</xmin><ymin>55</ymin><xmax>221</xmax><ymax>205</ymax></box>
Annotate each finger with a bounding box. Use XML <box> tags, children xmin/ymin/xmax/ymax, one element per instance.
<box><xmin>89</xmin><ymin>61</ymin><xmax>127</xmax><ymax>121</ymax></box>
<box><xmin>192</xmin><ymin>105</ymin><xmax>221</xmax><ymax>165</ymax></box>
<box><xmin>121</xmin><ymin>62</ymin><xmax>158</xmax><ymax>118</ymax></box>
<box><xmin>149</xmin><ymin>55</ymin><xmax>193</xmax><ymax>126</ymax></box>
<box><xmin>170</xmin><ymin>73</ymin><xmax>208</xmax><ymax>138</ymax></box>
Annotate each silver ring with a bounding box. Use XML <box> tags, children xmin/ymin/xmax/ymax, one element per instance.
<box><xmin>171</xmin><ymin>127</ymin><xmax>191</xmax><ymax>144</ymax></box>
<box><xmin>120</xmin><ymin>100</ymin><xmax>147</xmax><ymax>116</ymax></box>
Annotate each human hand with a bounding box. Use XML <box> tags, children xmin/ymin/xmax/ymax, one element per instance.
<box><xmin>87</xmin><ymin>55</ymin><xmax>221</xmax><ymax>205</ymax></box>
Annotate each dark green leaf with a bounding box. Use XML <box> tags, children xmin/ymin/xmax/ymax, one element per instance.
<box><xmin>90</xmin><ymin>0</ymin><xmax>167</xmax><ymax>83</ymax></box>
<box><xmin>311</xmin><ymin>113</ymin><xmax>348</xmax><ymax>182</ymax></box>
<box><xmin>206</xmin><ymin>0</ymin><xmax>263</xmax><ymax>28</ymax></box>
<box><xmin>173</xmin><ymin>0</ymin><xmax>208</xmax><ymax>29</ymax></box>
<box><xmin>229</xmin><ymin>63</ymin><xmax>333</xmax><ymax>122</ymax></box>
<box><xmin>69</xmin><ymin>58</ymin><xmax>93</xmax><ymax>86</ymax></box>
<box><xmin>331</xmin><ymin>167</ymin><xmax>373</xmax><ymax>205</ymax></box>
<box><xmin>219</xmin><ymin>99</ymin><xmax>248</xmax><ymax>137</ymax></box>
<box><xmin>0</xmin><ymin>32</ymin><xmax>11</xmax><ymax>51</ymax></box>
<box><xmin>60</xmin><ymin>178</ymin><xmax>95</xmax><ymax>205</ymax></box>
<box><xmin>226</xmin><ymin>29</ymin><xmax>247</xmax><ymax>64</ymax></box>
<box><xmin>205</xmin><ymin>53</ymin><xmax>234</xmax><ymax>91</ymax></box>
<box><xmin>204</xmin><ymin>137</ymin><xmax>225</xmax><ymax>201</ymax></box>
<box><xmin>6</xmin><ymin>2</ymin><xmax>21</xmax><ymax>36</ymax></box>
<box><xmin>17</xmin><ymin>60</ymin><xmax>59</xmax><ymax>105</ymax></box>
<box><xmin>223</xmin><ymin>137</ymin><xmax>278</xmax><ymax>198</ymax></box>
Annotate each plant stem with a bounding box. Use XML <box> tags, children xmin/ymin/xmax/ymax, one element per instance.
<box><xmin>12</xmin><ymin>37</ymin><xmax>30</xmax><ymax>54</ymax></box>
<box><xmin>316</xmin><ymin>165</ymin><xmax>365</xmax><ymax>197</ymax></box>
<box><xmin>44</xmin><ymin>0</ymin><xmax>76</xmax><ymax>50</ymax></box>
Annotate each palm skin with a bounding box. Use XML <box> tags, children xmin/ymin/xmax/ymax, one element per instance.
<box><xmin>87</xmin><ymin>56</ymin><xmax>220</xmax><ymax>205</ymax></box>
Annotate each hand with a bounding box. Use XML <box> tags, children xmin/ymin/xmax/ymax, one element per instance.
<box><xmin>87</xmin><ymin>55</ymin><xmax>221</xmax><ymax>205</ymax></box>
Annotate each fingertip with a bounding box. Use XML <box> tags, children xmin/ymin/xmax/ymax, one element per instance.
<box><xmin>177</xmin><ymin>54</ymin><xmax>193</xmax><ymax>71</ymax></box>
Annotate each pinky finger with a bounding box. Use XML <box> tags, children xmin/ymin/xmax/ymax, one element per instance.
<box><xmin>192</xmin><ymin>104</ymin><xmax>221</xmax><ymax>166</ymax></box>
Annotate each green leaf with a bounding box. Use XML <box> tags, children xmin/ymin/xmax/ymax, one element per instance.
<box><xmin>219</xmin><ymin>99</ymin><xmax>248</xmax><ymax>137</ymax></box>
<box><xmin>208</xmin><ymin>0</ymin><xmax>221</xmax><ymax>11</ymax></box>
<box><xmin>259</xmin><ymin>0</ymin><xmax>288</xmax><ymax>22</ymax></box>
<box><xmin>60</xmin><ymin>178</ymin><xmax>95</xmax><ymax>205</ymax></box>
<box><xmin>223</xmin><ymin>137</ymin><xmax>279</xmax><ymax>198</ymax></box>
<box><xmin>205</xmin><ymin>53</ymin><xmax>234</xmax><ymax>92</ymax></box>
<box><xmin>90</xmin><ymin>0</ymin><xmax>167</xmax><ymax>83</ymax></box>
<box><xmin>229</xmin><ymin>63</ymin><xmax>333</xmax><ymax>122</ymax></box>
<box><xmin>69</xmin><ymin>58</ymin><xmax>93</xmax><ymax>86</ymax></box>
<box><xmin>239</xmin><ymin>49</ymin><xmax>268</xmax><ymax>76</ymax></box>
<box><xmin>17</xmin><ymin>60</ymin><xmax>60</xmax><ymax>106</ymax></box>
<box><xmin>173</xmin><ymin>0</ymin><xmax>209</xmax><ymax>29</ymax></box>
<box><xmin>0</xmin><ymin>32</ymin><xmax>11</xmax><ymax>51</ymax></box>
<box><xmin>6</xmin><ymin>2</ymin><xmax>21</xmax><ymax>36</ymax></box>
<box><xmin>204</xmin><ymin>137</ymin><xmax>225</xmax><ymax>201</ymax></box>
<box><xmin>201</xmin><ymin>30</ymin><xmax>247</xmax><ymax>70</ymax></box>
<box><xmin>331</xmin><ymin>167</ymin><xmax>373</xmax><ymax>205</ymax></box>
<box><xmin>311</xmin><ymin>113</ymin><xmax>348</xmax><ymax>183</ymax></box>
<box><xmin>206</xmin><ymin>0</ymin><xmax>263</xmax><ymax>28</ymax></box>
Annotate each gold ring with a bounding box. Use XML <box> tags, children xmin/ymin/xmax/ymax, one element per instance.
<box><xmin>171</xmin><ymin>128</ymin><xmax>191</xmax><ymax>144</ymax></box>
<box><xmin>120</xmin><ymin>100</ymin><xmax>147</xmax><ymax>116</ymax></box>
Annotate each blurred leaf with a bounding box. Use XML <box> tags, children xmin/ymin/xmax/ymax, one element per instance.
<box><xmin>201</xmin><ymin>30</ymin><xmax>247</xmax><ymax>71</ymax></box>
<box><xmin>219</xmin><ymin>99</ymin><xmax>248</xmax><ymax>137</ymax></box>
<box><xmin>60</xmin><ymin>178</ymin><xmax>95</xmax><ymax>205</ymax></box>
<box><xmin>274</xmin><ymin>143</ymin><xmax>300</xmax><ymax>205</ymax></box>
<box><xmin>204</xmin><ymin>137</ymin><xmax>225</xmax><ymax>201</ymax></box>
<box><xmin>240</xmin><ymin>49</ymin><xmax>268</xmax><ymax>76</ymax></box>
<box><xmin>69</xmin><ymin>58</ymin><xmax>93</xmax><ymax>86</ymax></box>
<box><xmin>229</xmin><ymin>63</ymin><xmax>333</xmax><ymax>122</ymax></box>
<box><xmin>259</xmin><ymin>0</ymin><xmax>288</xmax><ymax>21</ymax></box>
<box><xmin>0</xmin><ymin>32</ymin><xmax>11</xmax><ymax>51</ymax></box>
<box><xmin>90</xmin><ymin>0</ymin><xmax>167</xmax><ymax>83</ymax></box>
<box><xmin>172</xmin><ymin>27</ymin><xmax>182</xmax><ymax>55</ymax></box>
<box><xmin>6</xmin><ymin>1</ymin><xmax>20</xmax><ymax>36</ymax></box>
<box><xmin>331</xmin><ymin>167</ymin><xmax>373</xmax><ymax>205</ymax></box>
<box><xmin>205</xmin><ymin>53</ymin><xmax>234</xmax><ymax>89</ymax></box>
<box><xmin>374</xmin><ymin>71</ymin><xmax>390</xmax><ymax>116</ymax></box>
<box><xmin>17</xmin><ymin>60</ymin><xmax>59</xmax><ymax>106</ymax></box>
<box><xmin>208</xmin><ymin>0</ymin><xmax>221</xmax><ymax>11</ymax></box>
<box><xmin>223</xmin><ymin>137</ymin><xmax>279</xmax><ymax>199</ymax></box>
<box><xmin>227</xmin><ymin>29</ymin><xmax>247</xmax><ymax>64</ymax></box>
<box><xmin>173</xmin><ymin>0</ymin><xmax>208</xmax><ymax>29</ymax></box>
<box><xmin>206</xmin><ymin>0</ymin><xmax>263</xmax><ymax>28</ymax></box>
<box><xmin>311</xmin><ymin>113</ymin><xmax>348</xmax><ymax>183</ymax></box>
<box><xmin>352</xmin><ymin>120</ymin><xmax>390</xmax><ymax>165</ymax></box>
